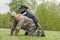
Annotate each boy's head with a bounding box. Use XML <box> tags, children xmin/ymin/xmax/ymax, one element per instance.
<box><xmin>19</xmin><ymin>5</ymin><xmax>28</xmax><ymax>11</ymax></box>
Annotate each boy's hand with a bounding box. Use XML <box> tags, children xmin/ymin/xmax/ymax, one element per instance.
<box><xmin>22</xmin><ymin>12</ymin><xmax>26</xmax><ymax>16</ymax></box>
<box><xmin>22</xmin><ymin>14</ymin><xmax>25</xmax><ymax>16</ymax></box>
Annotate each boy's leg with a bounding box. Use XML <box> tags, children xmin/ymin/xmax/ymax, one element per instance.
<box><xmin>32</xmin><ymin>16</ymin><xmax>41</xmax><ymax>30</ymax></box>
<box><xmin>36</xmin><ymin>23</ymin><xmax>41</xmax><ymax>30</ymax></box>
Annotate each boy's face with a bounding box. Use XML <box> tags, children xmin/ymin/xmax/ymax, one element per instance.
<box><xmin>20</xmin><ymin>8</ymin><xmax>26</xmax><ymax>11</ymax></box>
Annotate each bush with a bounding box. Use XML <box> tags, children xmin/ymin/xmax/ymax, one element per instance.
<box><xmin>35</xmin><ymin>2</ymin><xmax>60</xmax><ymax>31</ymax></box>
<box><xmin>0</xmin><ymin>13</ymin><xmax>13</xmax><ymax>28</ymax></box>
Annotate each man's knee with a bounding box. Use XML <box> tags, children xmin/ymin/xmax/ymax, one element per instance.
<box><xmin>25</xmin><ymin>32</ymin><xmax>28</xmax><ymax>35</ymax></box>
<box><xmin>27</xmin><ymin>27</ymin><xmax>36</xmax><ymax>36</ymax></box>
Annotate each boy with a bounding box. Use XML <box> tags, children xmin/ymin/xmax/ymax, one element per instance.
<box><xmin>19</xmin><ymin>5</ymin><xmax>41</xmax><ymax>30</ymax></box>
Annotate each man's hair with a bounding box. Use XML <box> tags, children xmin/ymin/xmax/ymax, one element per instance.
<box><xmin>11</xmin><ymin>11</ymin><xmax>16</xmax><ymax>16</ymax></box>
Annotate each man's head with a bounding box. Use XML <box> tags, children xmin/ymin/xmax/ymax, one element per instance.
<box><xmin>11</xmin><ymin>11</ymin><xmax>16</xmax><ymax>17</ymax></box>
<box><xmin>11</xmin><ymin>11</ymin><xmax>17</xmax><ymax>20</ymax></box>
<box><xmin>19</xmin><ymin>5</ymin><xmax>28</xmax><ymax>11</ymax></box>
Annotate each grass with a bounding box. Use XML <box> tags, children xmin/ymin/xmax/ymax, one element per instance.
<box><xmin>0</xmin><ymin>28</ymin><xmax>60</xmax><ymax>40</ymax></box>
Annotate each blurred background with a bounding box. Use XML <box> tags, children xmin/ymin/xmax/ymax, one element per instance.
<box><xmin>0</xmin><ymin>0</ymin><xmax>60</xmax><ymax>31</ymax></box>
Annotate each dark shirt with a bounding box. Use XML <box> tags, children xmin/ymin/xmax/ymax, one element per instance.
<box><xmin>20</xmin><ymin>10</ymin><xmax>34</xmax><ymax>18</ymax></box>
<box><xmin>20</xmin><ymin>10</ymin><xmax>38</xmax><ymax>24</ymax></box>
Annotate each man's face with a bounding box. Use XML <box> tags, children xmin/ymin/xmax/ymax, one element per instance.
<box><xmin>20</xmin><ymin>8</ymin><xmax>26</xmax><ymax>12</ymax></box>
<box><xmin>11</xmin><ymin>15</ymin><xmax>16</xmax><ymax>20</ymax></box>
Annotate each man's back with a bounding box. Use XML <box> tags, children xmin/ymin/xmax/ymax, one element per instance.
<box><xmin>16</xmin><ymin>14</ymin><xmax>35</xmax><ymax>30</ymax></box>
<box><xmin>16</xmin><ymin>14</ymin><xmax>34</xmax><ymax>24</ymax></box>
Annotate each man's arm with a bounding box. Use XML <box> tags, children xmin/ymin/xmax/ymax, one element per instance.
<box><xmin>16</xmin><ymin>18</ymin><xmax>24</xmax><ymax>30</ymax></box>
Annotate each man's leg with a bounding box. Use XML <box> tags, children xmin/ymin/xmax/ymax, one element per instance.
<box><xmin>27</xmin><ymin>26</ymin><xmax>37</xmax><ymax>36</ymax></box>
<box><xmin>37</xmin><ymin>30</ymin><xmax>45</xmax><ymax>36</ymax></box>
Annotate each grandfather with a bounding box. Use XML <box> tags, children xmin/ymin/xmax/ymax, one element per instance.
<box><xmin>11</xmin><ymin>12</ymin><xmax>37</xmax><ymax>36</ymax></box>
<box><xmin>10</xmin><ymin>12</ymin><xmax>45</xmax><ymax>36</ymax></box>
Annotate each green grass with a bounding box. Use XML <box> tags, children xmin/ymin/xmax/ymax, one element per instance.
<box><xmin>0</xmin><ymin>29</ymin><xmax>60</xmax><ymax>40</ymax></box>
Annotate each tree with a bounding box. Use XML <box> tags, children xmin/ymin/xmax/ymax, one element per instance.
<box><xmin>0</xmin><ymin>13</ymin><xmax>13</xmax><ymax>28</ymax></box>
<box><xmin>9</xmin><ymin>0</ymin><xmax>37</xmax><ymax>14</ymax></box>
<box><xmin>9</xmin><ymin>0</ymin><xmax>26</xmax><ymax>13</ymax></box>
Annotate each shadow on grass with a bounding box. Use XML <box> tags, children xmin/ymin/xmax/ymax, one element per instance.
<box><xmin>15</xmin><ymin>34</ymin><xmax>45</xmax><ymax>37</ymax></box>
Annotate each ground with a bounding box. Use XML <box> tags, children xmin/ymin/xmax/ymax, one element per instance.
<box><xmin>0</xmin><ymin>28</ymin><xmax>60</xmax><ymax>40</ymax></box>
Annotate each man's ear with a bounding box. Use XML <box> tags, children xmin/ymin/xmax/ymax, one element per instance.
<box><xmin>13</xmin><ymin>16</ymin><xmax>16</xmax><ymax>20</ymax></box>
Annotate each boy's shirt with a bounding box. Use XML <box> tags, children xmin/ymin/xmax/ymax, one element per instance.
<box><xmin>20</xmin><ymin>10</ymin><xmax>38</xmax><ymax>24</ymax></box>
<box><xmin>20</xmin><ymin>10</ymin><xmax>34</xmax><ymax>18</ymax></box>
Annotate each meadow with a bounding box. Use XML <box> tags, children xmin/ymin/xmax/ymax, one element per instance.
<box><xmin>0</xmin><ymin>29</ymin><xmax>60</xmax><ymax>40</ymax></box>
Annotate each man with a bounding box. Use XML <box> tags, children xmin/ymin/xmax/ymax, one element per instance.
<box><xmin>11</xmin><ymin>12</ymin><xmax>37</xmax><ymax>36</ymax></box>
<box><xmin>15</xmin><ymin>14</ymin><xmax>37</xmax><ymax>36</ymax></box>
<box><xmin>11</xmin><ymin>12</ymin><xmax>45</xmax><ymax>36</ymax></box>
<box><xmin>10</xmin><ymin>11</ymin><xmax>18</xmax><ymax>35</ymax></box>
<box><xmin>19</xmin><ymin>5</ymin><xmax>41</xmax><ymax>30</ymax></box>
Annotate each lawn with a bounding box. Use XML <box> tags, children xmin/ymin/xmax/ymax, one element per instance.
<box><xmin>0</xmin><ymin>28</ymin><xmax>60</xmax><ymax>40</ymax></box>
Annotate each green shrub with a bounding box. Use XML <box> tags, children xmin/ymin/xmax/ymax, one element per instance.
<box><xmin>0</xmin><ymin>13</ymin><xmax>13</xmax><ymax>28</ymax></box>
<box><xmin>35</xmin><ymin>2</ymin><xmax>60</xmax><ymax>31</ymax></box>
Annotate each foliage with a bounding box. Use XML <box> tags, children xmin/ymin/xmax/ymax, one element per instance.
<box><xmin>35</xmin><ymin>2</ymin><xmax>60</xmax><ymax>31</ymax></box>
<box><xmin>0</xmin><ymin>0</ymin><xmax>60</xmax><ymax>31</ymax></box>
<box><xmin>9</xmin><ymin>0</ymin><xmax>37</xmax><ymax>13</ymax></box>
<box><xmin>0</xmin><ymin>0</ymin><xmax>37</xmax><ymax>28</ymax></box>
<box><xmin>0</xmin><ymin>13</ymin><xmax>13</xmax><ymax>28</ymax></box>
